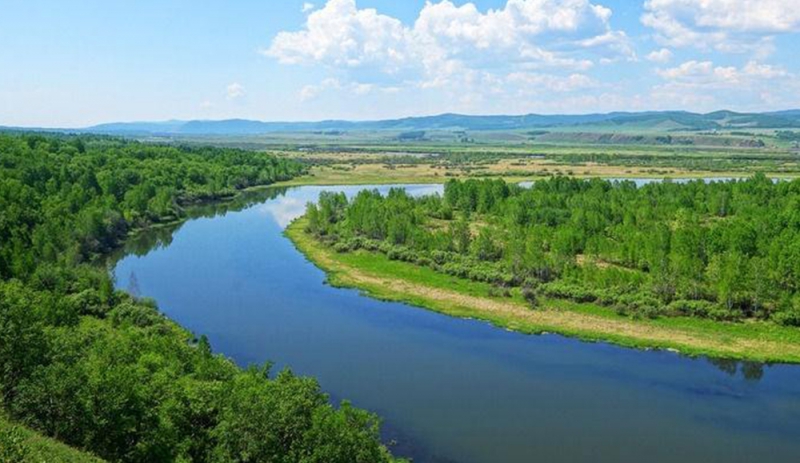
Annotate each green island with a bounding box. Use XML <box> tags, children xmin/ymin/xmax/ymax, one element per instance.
<box><xmin>0</xmin><ymin>133</ymin><xmax>401</xmax><ymax>462</ymax></box>
<box><xmin>287</xmin><ymin>176</ymin><xmax>800</xmax><ymax>363</ymax></box>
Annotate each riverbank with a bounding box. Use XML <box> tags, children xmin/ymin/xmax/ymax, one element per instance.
<box><xmin>286</xmin><ymin>217</ymin><xmax>800</xmax><ymax>363</ymax></box>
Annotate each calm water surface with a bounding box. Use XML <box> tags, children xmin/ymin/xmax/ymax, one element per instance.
<box><xmin>113</xmin><ymin>183</ymin><xmax>800</xmax><ymax>463</ymax></box>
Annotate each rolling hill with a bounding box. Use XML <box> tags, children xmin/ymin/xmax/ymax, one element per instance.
<box><xmin>4</xmin><ymin>110</ymin><xmax>800</xmax><ymax>136</ymax></box>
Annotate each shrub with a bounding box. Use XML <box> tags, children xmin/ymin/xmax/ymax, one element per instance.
<box><xmin>666</xmin><ymin>300</ymin><xmax>716</xmax><ymax>319</ymax></box>
<box><xmin>488</xmin><ymin>285</ymin><xmax>511</xmax><ymax>298</ymax></box>
<box><xmin>707</xmin><ymin>306</ymin><xmax>742</xmax><ymax>322</ymax></box>
<box><xmin>0</xmin><ymin>424</ymin><xmax>29</xmax><ymax>463</ymax></box>
<box><xmin>773</xmin><ymin>309</ymin><xmax>800</xmax><ymax>327</ymax></box>
<box><xmin>108</xmin><ymin>300</ymin><xmax>166</xmax><ymax>329</ymax></box>
<box><xmin>614</xmin><ymin>293</ymin><xmax>666</xmax><ymax>319</ymax></box>
<box><xmin>333</xmin><ymin>242</ymin><xmax>351</xmax><ymax>253</ymax></box>
<box><xmin>521</xmin><ymin>286</ymin><xmax>539</xmax><ymax>308</ymax></box>
<box><xmin>539</xmin><ymin>282</ymin><xmax>597</xmax><ymax>303</ymax></box>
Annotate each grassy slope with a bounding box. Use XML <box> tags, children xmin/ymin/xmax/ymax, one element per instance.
<box><xmin>286</xmin><ymin>217</ymin><xmax>800</xmax><ymax>363</ymax></box>
<box><xmin>0</xmin><ymin>414</ymin><xmax>104</xmax><ymax>462</ymax></box>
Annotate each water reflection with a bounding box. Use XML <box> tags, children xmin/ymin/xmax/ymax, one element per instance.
<box><xmin>109</xmin><ymin>187</ymin><xmax>290</xmax><ymax>261</ymax></box>
<box><xmin>707</xmin><ymin>358</ymin><xmax>766</xmax><ymax>382</ymax></box>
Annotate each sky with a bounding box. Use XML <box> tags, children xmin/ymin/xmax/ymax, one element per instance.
<box><xmin>1</xmin><ymin>0</ymin><xmax>800</xmax><ymax>127</ymax></box>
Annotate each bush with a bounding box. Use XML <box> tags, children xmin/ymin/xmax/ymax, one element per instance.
<box><xmin>108</xmin><ymin>300</ymin><xmax>166</xmax><ymax>329</ymax></box>
<box><xmin>521</xmin><ymin>286</ymin><xmax>539</xmax><ymax>308</ymax></box>
<box><xmin>488</xmin><ymin>285</ymin><xmax>511</xmax><ymax>298</ymax></box>
<box><xmin>613</xmin><ymin>293</ymin><xmax>665</xmax><ymax>319</ymax></box>
<box><xmin>430</xmin><ymin>251</ymin><xmax>450</xmax><ymax>265</ymax></box>
<box><xmin>0</xmin><ymin>424</ymin><xmax>29</xmax><ymax>463</ymax></box>
<box><xmin>773</xmin><ymin>309</ymin><xmax>800</xmax><ymax>327</ymax></box>
<box><xmin>539</xmin><ymin>281</ymin><xmax>597</xmax><ymax>303</ymax></box>
<box><xmin>666</xmin><ymin>300</ymin><xmax>716</xmax><ymax>318</ymax></box>
<box><xmin>707</xmin><ymin>306</ymin><xmax>742</xmax><ymax>322</ymax></box>
<box><xmin>415</xmin><ymin>256</ymin><xmax>432</xmax><ymax>267</ymax></box>
<box><xmin>333</xmin><ymin>242</ymin><xmax>352</xmax><ymax>253</ymax></box>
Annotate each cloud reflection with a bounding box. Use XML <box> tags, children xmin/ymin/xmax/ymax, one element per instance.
<box><xmin>257</xmin><ymin>196</ymin><xmax>307</xmax><ymax>228</ymax></box>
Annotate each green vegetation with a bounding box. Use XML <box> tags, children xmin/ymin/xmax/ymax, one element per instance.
<box><xmin>1</xmin><ymin>413</ymin><xmax>104</xmax><ymax>462</ymax></box>
<box><xmin>287</xmin><ymin>218</ymin><xmax>800</xmax><ymax>363</ymax></box>
<box><xmin>267</xmin><ymin>133</ymin><xmax>800</xmax><ymax>186</ymax></box>
<box><xmin>0</xmin><ymin>133</ymin><xmax>400</xmax><ymax>462</ymax></box>
<box><xmin>290</xmin><ymin>176</ymin><xmax>800</xmax><ymax>362</ymax></box>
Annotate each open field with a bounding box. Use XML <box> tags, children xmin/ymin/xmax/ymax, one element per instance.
<box><xmin>240</xmin><ymin>131</ymin><xmax>800</xmax><ymax>185</ymax></box>
<box><xmin>287</xmin><ymin>217</ymin><xmax>800</xmax><ymax>363</ymax></box>
<box><xmin>275</xmin><ymin>157</ymin><xmax>761</xmax><ymax>186</ymax></box>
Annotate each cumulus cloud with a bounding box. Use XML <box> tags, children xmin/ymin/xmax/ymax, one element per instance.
<box><xmin>302</xmin><ymin>2</ymin><xmax>315</xmax><ymax>13</ymax></box>
<box><xmin>642</xmin><ymin>0</ymin><xmax>800</xmax><ymax>54</ymax></box>
<box><xmin>226</xmin><ymin>82</ymin><xmax>245</xmax><ymax>100</ymax></box>
<box><xmin>259</xmin><ymin>0</ymin><xmax>800</xmax><ymax>114</ymax></box>
<box><xmin>264</xmin><ymin>0</ymin><xmax>633</xmax><ymax>97</ymax></box>
<box><xmin>650</xmin><ymin>59</ymin><xmax>796</xmax><ymax>110</ymax></box>
<box><xmin>656</xmin><ymin>60</ymin><xmax>788</xmax><ymax>86</ymax></box>
<box><xmin>646</xmin><ymin>48</ymin><xmax>672</xmax><ymax>63</ymax></box>
<box><xmin>266</xmin><ymin>0</ymin><xmax>412</xmax><ymax>73</ymax></box>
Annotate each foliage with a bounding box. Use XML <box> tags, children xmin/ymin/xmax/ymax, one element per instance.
<box><xmin>308</xmin><ymin>176</ymin><xmax>800</xmax><ymax>324</ymax></box>
<box><xmin>0</xmin><ymin>423</ymin><xmax>29</xmax><ymax>463</ymax></box>
<box><xmin>0</xmin><ymin>133</ymin><xmax>399</xmax><ymax>462</ymax></box>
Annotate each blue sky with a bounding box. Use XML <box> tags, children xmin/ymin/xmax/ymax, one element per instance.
<box><xmin>1</xmin><ymin>0</ymin><xmax>799</xmax><ymax>127</ymax></box>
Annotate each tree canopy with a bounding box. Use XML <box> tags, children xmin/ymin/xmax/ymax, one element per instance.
<box><xmin>0</xmin><ymin>133</ymin><xmax>400</xmax><ymax>462</ymax></box>
<box><xmin>306</xmin><ymin>176</ymin><xmax>800</xmax><ymax>324</ymax></box>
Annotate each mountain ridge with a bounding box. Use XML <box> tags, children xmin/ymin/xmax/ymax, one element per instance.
<box><xmin>4</xmin><ymin>110</ymin><xmax>800</xmax><ymax>136</ymax></box>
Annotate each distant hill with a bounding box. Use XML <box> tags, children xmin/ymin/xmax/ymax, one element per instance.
<box><xmin>5</xmin><ymin>110</ymin><xmax>800</xmax><ymax>136</ymax></box>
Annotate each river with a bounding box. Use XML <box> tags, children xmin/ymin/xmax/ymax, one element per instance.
<box><xmin>112</xmin><ymin>183</ymin><xmax>800</xmax><ymax>463</ymax></box>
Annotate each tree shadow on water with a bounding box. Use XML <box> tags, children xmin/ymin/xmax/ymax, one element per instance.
<box><xmin>707</xmin><ymin>357</ymin><xmax>766</xmax><ymax>382</ymax></box>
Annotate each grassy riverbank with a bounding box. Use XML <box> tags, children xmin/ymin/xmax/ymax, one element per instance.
<box><xmin>287</xmin><ymin>217</ymin><xmax>800</xmax><ymax>363</ymax></box>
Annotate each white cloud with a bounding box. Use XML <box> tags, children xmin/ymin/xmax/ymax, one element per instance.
<box><xmin>259</xmin><ymin>0</ymin><xmax>800</xmax><ymax>115</ymax></box>
<box><xmin>646</xmin><ymin>48</ymin><xmax>672</xmax><ymax>63</ymax></box>
<box><xmin>265</xmin><ymin>0</ymin><xmax>633</xmax><ymax>92</ymax></box>
<box><xmin>642</xmin><ymin>0</ymin><xmax>800</xmax><ymax>54</ymax></box>
<box><xmin>265</xmin><ymin>0</ymin><xmax>412</xmax><ymax>73</ymax></box>
<box><xmin>649</xmin><ymin>59</ymin><xmax>796</xmax><ymax>110</ymax></box>
<box><xmin>656</xmin><ymin>60</ymin><xmax>788</xmax><ymax>86</ymax></box>
<box><xmin>506</xmin><ymin>72</ymin><xmax>599</xmax><ymax>93</ymax></box>
<box><xmin>300</xmin><ymin>78</ymin><xmax>341</xmax><ymax>101</ymax></box>
<box><xmin>302</xmin><ymin>2</ymin><xmax>315</xmax><ymax>13</ymax></box>
<box><xmin>299</xmin><ymin>78</ymin><xmax>381</xmax><ymax>101</ymax></box>
<box><xmin>226</xmin><ymin>82</ymin><xmax>245</xmax><ymax>100</ymax></box>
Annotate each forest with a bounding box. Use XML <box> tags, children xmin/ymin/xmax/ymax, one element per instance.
<box><xmin>0</xmin><ymin>133</ymin><xmax>400</xmax><ymax>462</ymax></box>
<box><xmin>305</xmin><ymin>176</ymin><xmax>800</xmax><ymax>325</ymax></box>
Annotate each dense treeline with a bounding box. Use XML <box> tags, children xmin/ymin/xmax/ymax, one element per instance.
<box><xmin>306</xmin><ymin>176</ymin><xmax>800</xmax><ymax>325</ymax></box>
<box><xmin>0</xmin><ymin>133</ymin><xmax>399</xmax><ymax>462</ymax></box>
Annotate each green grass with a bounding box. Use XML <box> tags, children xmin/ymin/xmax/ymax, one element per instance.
<box><xmin>339</xmin><ymin>250</ymin><xmax>525</xmax><ymax>301</ymax></box>
<box><xmin>0</xmin><ymin>414</ymin><xmax>104</xmax><ymax>463</ymax></box>
<box><xmin>287</xmin><ymin>218</ymin><xmax>800</xmax><ymax>363</ymax></box>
